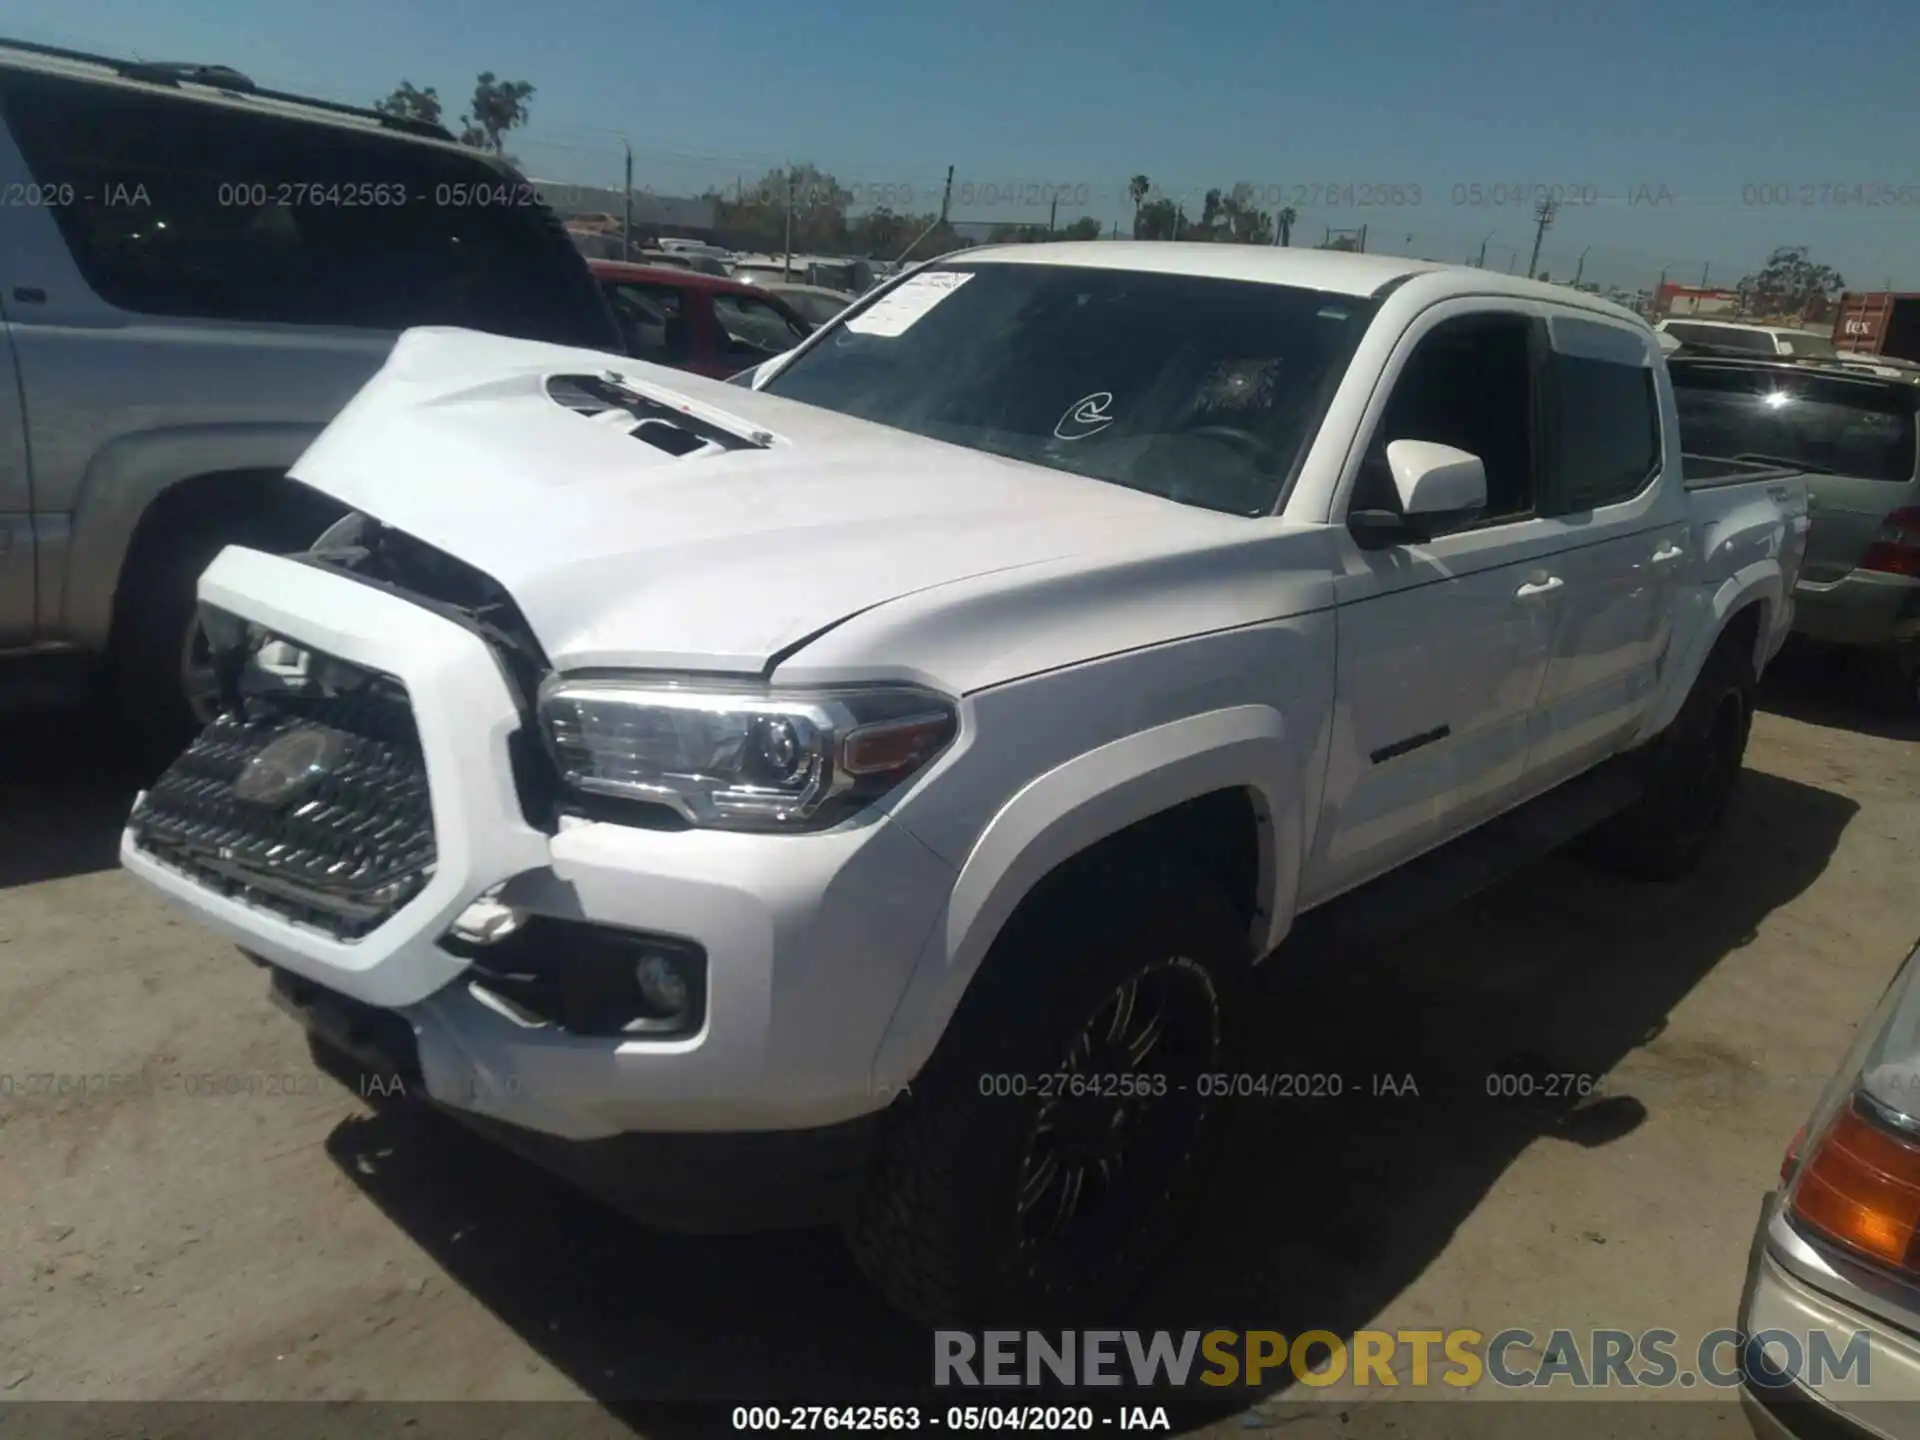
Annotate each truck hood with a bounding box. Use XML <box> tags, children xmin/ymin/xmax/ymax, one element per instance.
<box><xmin>289</xmin><ymin>328</ymin><xmax>1238</xmax><ymax>674</ymax></box>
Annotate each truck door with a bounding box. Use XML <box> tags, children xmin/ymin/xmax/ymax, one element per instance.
<box><xmin>0</xmin><ymin>200</ymin><xmax>35</xmax><ymax>645</ymax></box>
<box><xmin>1524</xmin><ymin>313</ymin><xmax>1689</xmax><ymax>789</ymax></box>
<box><xmin>1305</xmin><ymin>303</ymin><xmax>1564</xmax><ymax>904</ymax></box>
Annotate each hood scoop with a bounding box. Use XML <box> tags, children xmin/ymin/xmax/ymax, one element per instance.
<box><xmin>545</xmin><ymin>372</ymin><xmax>773</xmax><ymax>457</ymax></box>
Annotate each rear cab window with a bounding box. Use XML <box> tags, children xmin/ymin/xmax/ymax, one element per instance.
<box><xmin>1547</xmin><ymin>315</ymin><xmax>1661</xmax><ymax>510</ymax></box>
<box><xmin>1670</xmin><ymin>363</ymin><xmax>1920</xmax><ymax>483</ymax></box>
<box><xmin>0</xmin><ymin>68</ymin><xmax>618</xmax><ymax>349</ymax></box>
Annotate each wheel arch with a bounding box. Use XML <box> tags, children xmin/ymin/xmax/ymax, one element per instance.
<box><xmin>870</xmin><ymin>704</ymin><xmax>1303</xmax><ymax>1092</ymax></box>
<box><xmin>1636</xmin><ymin>564</ymin><xmax>1777</xmax><ymax>745</ymax></box>
<box><xmin>58</xmin><ymin>424</ymin><xmax>338</xmax><ymax>649</ymax></box>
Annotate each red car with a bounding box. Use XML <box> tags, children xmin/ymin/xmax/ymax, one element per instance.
<box><xmin>588</xmin><ymin>260</ymin><xmax>813</xmax><ymax>380</ymax></box>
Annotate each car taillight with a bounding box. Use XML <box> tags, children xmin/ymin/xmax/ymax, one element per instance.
<box><xmin>1790</xmin><ymin>1097</ymin><xmax>1920</xmax><ymax>1275</ymax></box>
<box><xmin>1782</xmin><ymin>1123</ymin><xmax>1807</xmax><ymax>1182</ymax></box>
<box><xmin>1861</xmin><ymin>506</ymin><xmax>1920</xmax><ymax>578</ymax></box>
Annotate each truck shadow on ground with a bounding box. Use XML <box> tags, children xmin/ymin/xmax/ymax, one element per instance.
<box><xmin>1757</xmin><ymin>646</ymin><xmax>1920</xmax><ymax>744</ymax></box>
<box><xmin>321</xmin><ymin>763</ymin><xmax>1858</xmax><ymax>1435</ymax></box>
<box><xmin>0</xmin><ymin>704</ymin><xmax>145</xmax><ymax>891</ymax></box>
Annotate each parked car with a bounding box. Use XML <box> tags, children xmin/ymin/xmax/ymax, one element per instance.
<box><xmin>755</xmin><ymin>281</ymin><xmax>856</xmax><ymax>327</ymax></box>
<box><xmin>1658</xmin><ymin>319</ymin><xmax>1839</xmax><ymax>360</ymax></box>
<box><xmin>0</xmin><ymin>36</ymin><xmax>621</xmax><ymax>751</ymax></box>
<box><xmin>1738</xmin><ymin>936</ymin><xmax>1920</xmax><ymax>1439</ymax></box>
<box><xmin>589</xmin><ymin>260</ymin><xmax>812</xmax><ymax>379</ymax></box>
<box><xmin>1670</xmin><ymin>353</ymin><xmax>1920</xmax><ymax>711</ymax></box>
<box><xmin>122</xmin><ymin>244</ymin><xmax>1807</xmax><ymax>1324</ymax></box>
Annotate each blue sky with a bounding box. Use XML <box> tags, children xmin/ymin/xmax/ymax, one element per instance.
<box><xmin>11</xmin><ymin>0</ymin><xmax>1920</xmax><ymax>292</ymax></box>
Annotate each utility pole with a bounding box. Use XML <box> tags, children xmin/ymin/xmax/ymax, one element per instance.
<box><xmin>783</xmin><ymin>166</ymin><xmax>795</xmax><ymax>280</ymax></box>
<box><xmin>1358</xmin><ymin>223</ymin><xmax>1368</xmax><ymax>253</ymax></box>
<box><xmin>1574</xmin><ymin>245</ymin><xmax>1591</xmax><ymax>287</ymax></box>
<box><xmin>1048</xmin><ymin>194</ymin><xmax>1057</xmax><ymax>234</ymax></box>
<box><xmin>896</xmin><ymin>165</ymin><xmax>954</xmax><ymax>265</ymax></box>
<box><xmin>1526</xmin><ymin>197</ymin><xmax>1556</xmax><ymax>280</ymax></box>
<box><xmin>1700</xmin><ymin>262</ymin><xmax>1711</xmax><ymax>288</ymax></box>
<box><xmin>622</xmin><ymin>140</ymin><xmax>633</xmax><ymax>263</ymax></box>
<box><xmin>1477</xmin><ymin>230</ymin><xmax>1494</xmax><ymax>268</ymax></box>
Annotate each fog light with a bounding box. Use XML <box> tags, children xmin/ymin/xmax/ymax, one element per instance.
<box><xmin>449</xmin><ymin>896</ymin><xmax>527</xmax><ymax>946</ymax></box>
<box><xmin>634</xmin><ymin>951</ymin><xmax>691</xmax><ymax>1018</ymax></box>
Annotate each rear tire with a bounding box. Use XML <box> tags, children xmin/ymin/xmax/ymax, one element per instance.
<box><xmin>1580</xmin><ymin>636</ymin><xmax>1755</xmax><ymax>881</ymax></box>
<box><xmin>842</xmin><ymin>861</ymin><xmax>1252</xmax><ymax>1324</ymax></box>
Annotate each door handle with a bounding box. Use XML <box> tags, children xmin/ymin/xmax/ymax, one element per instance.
<box><xmin>1515</xmin><ymin>576</ymin><xmax>1564</xmax><ymax>599</ymax></box>
<box><xmin>1650</xmin><ymin>543</ymin><xmax>1686</xmax><ymax>565</ymax></box>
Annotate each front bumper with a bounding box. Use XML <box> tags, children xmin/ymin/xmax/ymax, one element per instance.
<box><xmin>121</xmin><ymin>546</ymin><xmax>955</xmax><ymax>1142</ymax></box>
<box><xmin>1791</xmin><ymin>570</ymin><xmax>1920</xmax><ymax>650</ymax></box>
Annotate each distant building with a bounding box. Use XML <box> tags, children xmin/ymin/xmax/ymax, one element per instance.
<box><xmin>1658</xmin><ymin>283</ymin><xmax>1740</xmax><ymax>318</ymax></box>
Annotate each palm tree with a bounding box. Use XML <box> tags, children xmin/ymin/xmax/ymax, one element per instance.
<box><xmin>1129</xmin><ymin>174</ymin><xmax>1152</xmax><ymax>236</ymax></box>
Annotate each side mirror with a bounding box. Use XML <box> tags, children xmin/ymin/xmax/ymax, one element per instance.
<box><xmin>1348</xmin><ymin>440</ymin><xmax>1488</xmax><ymax>550</ymax></box>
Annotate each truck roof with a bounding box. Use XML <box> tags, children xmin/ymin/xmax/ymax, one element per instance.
<box><xmin>0</xmin><ymin>35</ymin><xmax>469</xmax><ymax>150</ymax></box>
<box><xmin>950</xmin><ymin>241</ymin><xmax>1648</xmax><ymax>324</ymax></box>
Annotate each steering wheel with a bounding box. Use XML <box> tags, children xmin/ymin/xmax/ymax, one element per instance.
<box><xmin>1181</xmin><ymin>424</ymin><xmax>1279</xmax><ymax>469</ymax></box>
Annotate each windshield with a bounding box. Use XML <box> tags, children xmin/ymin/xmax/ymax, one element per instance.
<box><xmin>782</xmin><ymin>290</ymin><xmax>851</xmax><ymax>325</ymax></box>
<box><xmin>1671</xmin><ymin>363</ymin><xmax>1919</xmax><ymax>482</ymax></box>
<box><xmin>762</xmin><ymin>262</ymin><xmax>1375</xmax><ymax>515</ymax></box>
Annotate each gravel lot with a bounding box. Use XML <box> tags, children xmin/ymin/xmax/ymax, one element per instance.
<box><xmin>0</xmin><ymin>649</ymin><xmax>1914</xmax><ymax>1438</ymax></box>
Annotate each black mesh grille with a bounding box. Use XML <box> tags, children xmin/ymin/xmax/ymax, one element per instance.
<box><xmin>128</xmin><ymin>670</ymin><xmax>435</xmax><ymax>941</ymax></box>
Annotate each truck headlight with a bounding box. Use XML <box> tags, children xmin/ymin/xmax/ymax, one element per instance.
<box><xmin>538</xmin><ymin>677</ymin><xmax>957</xmax><ymax>831</ymax></box>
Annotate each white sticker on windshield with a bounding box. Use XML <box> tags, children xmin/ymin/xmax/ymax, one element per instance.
<box><xmin>844</xmin><ymin>270</ymin><xmax>973</xmax><ymax>337</ymax></box>
<box><xmin>1053</xmin><ymin>391</ymin><xmax>1116</xmax><ymax>440</ymax></box>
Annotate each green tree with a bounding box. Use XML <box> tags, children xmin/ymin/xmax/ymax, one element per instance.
<box><xmin>1134</xmin><ymin>197</ymin><xmax>1179</xmax><ymax>240</ymax></box>
<box><xmin>1196</xmin><ymin>182</ymin><xmax>1275</xmax><ymax>245</ymax></box>
<box><xmin>709</xmin><ymin>164</ymin><xmax>854</xmax><ymax>253</ymax></box>
<box><xmin>1128</xmin><ymin>174</ymin><xmax>1152</xmax><ymax>234</ymax></box>
<box><xmin>1737</xmin><ymin>246</ymin><xmax>1844</xmax><ymax>318</ymax></box>
<box><xmin>459</xmin><ymin>73</ymin><xmax>536</xmax><ymax>154</ymax></box>
<box><xmin>372</xmin><ymin>81</ymin><xmax>443</xmax><ymax>128</ymax></box>
<box><xmin>1058</xmin><ymin>215</ymin><xmax>1103</xmax><ymax>241</ymax></box>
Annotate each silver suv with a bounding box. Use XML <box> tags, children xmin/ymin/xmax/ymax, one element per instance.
<box><xmin>0</xmin><ymin>38</ymin><xmax>620</xmax><ymax>753</ymax></box>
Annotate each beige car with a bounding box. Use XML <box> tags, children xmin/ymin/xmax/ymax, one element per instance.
<box><xmin>1740</xmin><ymin>937</ymin><xmax>1920</xmax><ymax>1439</ymax></box>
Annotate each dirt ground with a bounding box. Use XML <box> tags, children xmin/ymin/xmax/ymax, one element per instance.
<box><xmin>0</xmin><ymin>648</ymin><xmax>1914</xmax><ymax>1439</ymax></box>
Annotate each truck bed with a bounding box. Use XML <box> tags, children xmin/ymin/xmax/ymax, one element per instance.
<box><xmin>1683</xmin><ymin>452</ymin><xmax>1802</xmax><ymax>490</ymax></box>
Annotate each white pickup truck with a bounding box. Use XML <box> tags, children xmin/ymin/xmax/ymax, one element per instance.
<box><xmin>120</xmin><ymin>244</ymin><xmax>1810</xmax><ymax>1323</ymax></box>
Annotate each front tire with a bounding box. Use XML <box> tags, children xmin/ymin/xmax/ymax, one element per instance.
<box><xmin>1580</xmin><ymin>636</ymin><xmax>1755</xmax><ymax>881</ymax></box>
<box><xmin>843</xmin><ymin>863</ymin><xmax>1251</xmax><ymax>1324</ymax></box>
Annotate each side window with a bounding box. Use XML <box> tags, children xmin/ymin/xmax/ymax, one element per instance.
<box><xmin>1</xmin><ymin>71</ymin><xmax>609</xmax><ymax>347</ymax></box>
<box><xmin>713</xmin><ymin>293</ymin><xmax>808</xmax><ymax>363</ymax></box>
<box><xmin>607</xmin><ymin>282</ymin><xmax>691</xmax><ymax>364</ymax></box>
<box><xmin>1353</xmin><ymin>312</ymin><xmax>1536</xmax><ymax>531</ymax></box>
<box><xmin>1551</xmin><ymin>352</ymin><xmax>1661</xmax><ymax>510</ymax></box>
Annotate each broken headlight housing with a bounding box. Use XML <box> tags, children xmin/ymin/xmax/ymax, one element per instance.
<box><xmin>538</xmin><ymin>677</ymin><xmax>958</xmax><ymax>832</ymax></box>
